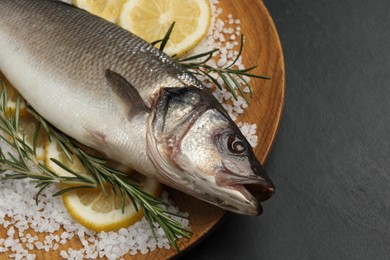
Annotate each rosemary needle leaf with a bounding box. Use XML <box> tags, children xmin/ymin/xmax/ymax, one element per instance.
<box><xmin>198</xmin><ymin>68</ymin><xmax>223</xmax><ymax>90</ymax></box>
<box><xmin>218</xmin><ymin>72</ymin><xmax>238</xmax><ymax>100</ymax></box>
<box><xmin>34</xmin><ymin>181</ymin><xmax>52</xmax><ymax>188</ymax></box>
<box><xmin>52</xmin><ymin>185</ymin><xmax>94</xmax><ymax>197</ymax></box>
<box><xmin>238</xmin><ymin>72</ymin><xmax>270</xmax><ymax>79</ymax></box>
<box><xmin>14</xmin><ymin>96</ymin><xmax>20</xmax><ymax>131</ymax></box>
<box><xmin>50</xmin><ymin>158</ymin><xmax>80</xmax><ymax>177</ymax></box>
<box><xmin>225</xmin><ymin>34</ymin><xmax>244</xmax><ymax>69</ymax></box>
<box><xmin>237</xmin><ymin>74</ymin><xmax>253</xmax><ymax>98</ymax></box>
<box><xmin>144</xmin><ymin>207</ymin><xmax>158</xmax><ymax>241</ymax></box>
<box><xmin>34</xmin><ymin>184</ymin><xmax>49</xmax><ymax>205</ymax></box>
<box><xmin>2</xmin><ymin>173</ymin><xmax>27</xmax><ymax>180</ymax></box>
<box><xmin>78</xmin><ymin>148</ymin><xmax>107</xmax><ymax>164</ymax></box>
<box><xmin>0</xmin><ymin>85</ymin><xmax>7</xmax><ymax>112</ymax></box>
<box><xmin>37</xmin><ymin>163</ymin><xmax>59</xmax><ymax>178</ymax></box>
<box><xmin>32</xmin><ymin>121</ymin><xmax>41</xmax><ymax>156</ymax></box>
<box><xmin>159</xmin><ymin>22</ymin><xmax>175</xmax><ymax>52</ymax></box>
<box><xmin>228</xmin><ymin>73</ymin><xmax>250</xmax><ymax>104</ymax></box>
<box><xmin>27</xmin><ymin>174</ymin><xmax>55</xmax><ymax>181</ymax></box>
<box><xmin>120</xmin><ymin>186</ymin><xmax>127</xmax><ymax>214</ymax></box>
<box><xmin>226</xmin><ymin>65</ymin><xmax>257</xmax><ymax>74</ymax></box>
<box><xmin>7</xmin><ymin>151</ymin><xmax>22</xmax><ymax>165</ymax></box>
<box><xmin>57</xmin><ymin>140</ymin><xmax>74</xmax><ymax>163</ymax></box>
<box><xmin>126</xmin><ymin>189</ymin><xmax>139</xmax><ymax>212</ymax></box>
<box><xmin>176</xmin><ymin>48</ymin><xmax>219</xmax><ymax>64</ymax></box>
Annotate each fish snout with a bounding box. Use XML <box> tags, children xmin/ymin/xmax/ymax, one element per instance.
<box><xmin>247</xmin><ymin>160</ymin><xmax>275</xmax><ymax>203</ymax></box>
<box><xmin>216</xmin><ymin>156</ymin><xmax>275</xmax><ymax>215</ymax></box>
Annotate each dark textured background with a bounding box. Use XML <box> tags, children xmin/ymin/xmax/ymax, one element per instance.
<box><xmin>184</xmin><ymin>0</ymin><xmax>390</xmax><ymax>259</ymax></box>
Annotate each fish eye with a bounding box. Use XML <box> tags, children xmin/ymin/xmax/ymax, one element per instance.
<box><xmin>227</xmin><ymin>134</ymin><xmax>246</xmax><ymax>154</ymax></box>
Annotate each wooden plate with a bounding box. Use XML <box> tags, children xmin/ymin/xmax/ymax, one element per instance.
<box><xmin>0</xmin><ymin>0</ymin><xmax>284</xmax><ymax>259</ymax></box>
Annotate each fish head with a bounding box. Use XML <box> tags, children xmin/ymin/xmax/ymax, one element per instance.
<box><xmin>147</xmin><ymin>87</ymin><xmax>274</xmax><ymax>215</ymax></box>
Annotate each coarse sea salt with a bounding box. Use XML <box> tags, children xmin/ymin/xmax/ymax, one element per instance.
<box><xmin>0</xmin><ymin>1</ymin><xmax>259</xmax><ymax>259</ymax></box>
<box><xmin>0</xmin><ymin>173</ymin><xmax>187</xmax><ymax>260</ymax></box>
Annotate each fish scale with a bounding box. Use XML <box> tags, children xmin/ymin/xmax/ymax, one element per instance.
<box><xmin>0</xmin><ymin>0</ymin><xmax>274</xmax><ymax>215</ymax></box>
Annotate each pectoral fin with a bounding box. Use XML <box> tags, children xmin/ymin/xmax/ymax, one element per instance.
<box><xmin>105</xmin><ymin>69</ymin><xmax>149</xmax><ymax>118</ymax></box>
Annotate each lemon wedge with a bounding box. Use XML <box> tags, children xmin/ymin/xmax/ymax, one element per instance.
<box><xmin>118</xmin><ymin>0</ymin><xmax>211</xmax><ymax>56</ymax></box>
<box><xmin>74</xmin><ymin>0</ymin><xmax>126</xmax><ymax>23</ymax></box>
<box><xmin>0</xmin><ymin>72</ymin><xmax>27</xmax><ymax>117</ymax></box>
<box><xmin>44</xmin><ymin>138</ymin><xmax>161</xmax><ymax>232</ymax></box>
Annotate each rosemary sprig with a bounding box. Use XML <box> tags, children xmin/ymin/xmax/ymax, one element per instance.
<box><xmin>0</xmin><ymin>82</ymin><xmax>191</xmax><ymax>250</ymax></box>
<box><xmin>177</xmin><ymin>34</ymin><xmax>270</xmax><ymax>104</ymax></box>
<box><xmin>154</xmin><ymin>23</ymin><xmax>270</xmax><ymax>104</ymax></box>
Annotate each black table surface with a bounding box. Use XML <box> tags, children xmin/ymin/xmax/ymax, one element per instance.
<box><xmin>184</xmin><ymin>0</ymin><xmax>390</xmax><ymax>259</ymax></box>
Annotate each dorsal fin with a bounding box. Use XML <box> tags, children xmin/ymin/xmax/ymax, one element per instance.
<box><xmin>105</xmin><ymin>69</ymin><xmax>149</xmax><ymax>117</ymax></box>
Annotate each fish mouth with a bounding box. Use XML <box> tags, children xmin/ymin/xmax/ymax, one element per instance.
<box><xmin>216</xmin><ymin>168</ymin><xmax>275</xmax><ymax>215</ymax></box>
<box><xmin>244</xmin><ymin>182</ymin><xmax>275</xmax><ymax>203</ymax></box>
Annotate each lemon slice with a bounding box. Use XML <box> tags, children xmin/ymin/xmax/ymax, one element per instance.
<box><xmin>0</xmin><ymin>72</ymin><xmax>27</xmax><ymax>117</ymax></box>
<box><xmin>44</xmin><ymin>139</ymin><xmax>162</xmax><ymax>231</ymax></box>
<box><xmin>63</xmin><ymin>174</ymin><xmax>161</xmax><ymax>232</ymax></box>
<box><xmin>74</xmin><ymin>0</ymin><xmax>126</xmax><ymax>23</ymax></box>
<box><xmin>118</xmin><ymin>0</ymin><xmax>211</xmax><ymax>56</ymax></box>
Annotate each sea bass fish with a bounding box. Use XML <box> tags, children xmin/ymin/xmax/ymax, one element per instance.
<box><xmin>0</xmin><ymin>0</ymin><xmax>274</xmax><ymax>215</ymax></box>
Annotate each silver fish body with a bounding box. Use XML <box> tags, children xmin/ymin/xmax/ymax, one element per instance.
<box><xmin>0</xmin><ymin>0</ymin><xmax>274</xmax><ymax>215</ymax></box>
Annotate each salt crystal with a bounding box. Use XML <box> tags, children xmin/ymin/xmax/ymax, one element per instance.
<box><xmin>100</xmin><ymin>231</ymin><xmax>108</xmax><ymax>239</ymax></box>
<box><xmin>11</xmin><ymin>243</ymin><xmax>23</xmax><ymax>253</ymax></box>
<box><xmin>98</xmin><ymin>250</ymin><xmax>105</xmax><ymax>258</ymax></box>
<box><xmin>4</xmin><ymin>238</ymin><xmax>14</xmax><ymax>248</ymax></box>
<box><xmin>217</xmin><ymin>58</ymin><xmax>227</xmax><ymax>67</ymax></box>
<box><xmin>60</xmin><ymin>232</ymin><xmax>69</xmax><ymax>239</ymax></box>
<box><xmin>88</xmin><ymin>251</ymin><xmax>98</xmax><ymax>259</ymax></box>
<box><xmin>26</xmin><ymin>254</ymin><xmax>36</xmax><ymax>260</ymax></box>
<box><xmin>26</xmin><ymin>243</ymin><xmax>34</xmax><ymax>250</ymax></box>
<box><xmin>34</xmin><ymin>242</ymin><xmax>44</xmax><ymax>250</ymax></box>
<box><xmin>118</xmin><ymin>228</ymin><xmax>128</xmax><ymax>236</ymax></box>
